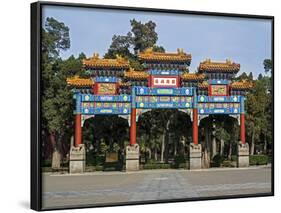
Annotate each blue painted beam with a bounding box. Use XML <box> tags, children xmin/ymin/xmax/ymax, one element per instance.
<box><xmin>208</xmin><ymin>79</ymin><xmax>230</xmax><ymax>85</ymax></box>
<box><xmin>148</xmin><ymin>69</ymin><xmax>180</xmax><ymax>75</ymax></box>
<box><xmin>134</xmin><ymin>86</ymin><xmax>193</xmax><ymax>96</ymax></box>
<box><xmin>135</xmin><ymin>102</ymin><xmax>193</xmax><ymax>109</ymax></box>
<box><xmin>81</xmin><ymin>94</ymin><xmax>131</xmax><ymax>102</ymax></box>
<box><xmin>198</xmin><ymin>108</ymin><xmax>240</xmax><ymax>114</ymax></box>
<box><xmin>81</xmin><ymin>107</ymin><xmax>131</xmax><ymax>115</ymax></box>
<box><xmin>198</xmin><ymin>95</ymin><xmax>241</xmax><ymax>103</ymax></box>
<box><xmin>95</xmin><ymin>76</ymin><xmax>118</xmax><ymax>83</ymax></box>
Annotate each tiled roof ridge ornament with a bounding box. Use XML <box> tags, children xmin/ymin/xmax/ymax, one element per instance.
<box><xmin>226</xmin><ymin>59</ymin><xmax>232</xmax><ymax>64</ymax></box>
<box><xmin>116</xmin><ymin>54</ymin><xmax>125</xmax><ymax>62</ymax></box>
<box><xmin>202</xmin><ymin>58</ymin><xmax>233</xmax><ymax>64</ymax></box>
<box><xmin>143</xmin><ymin>47</ymin><xmax>153</xmax><ymax>54</ymax></box>
<box><xmin>138</xmin><ymin>48</ymin><xmax>192</xmax><ymax>63</ymax></box>
<box><xmin>204</xmin><ymin>58</ymin><xmax>211</xmax><ymax>64</ymax></box>
<box><xmin>93</xmin><ymin>53</ymin><xmax>99</xmax><ymax>60</ymax></box>
<box><xmin>177</xmin><ymin>48</ymin><xmax>184</xmax><ymax>54</ymax></box>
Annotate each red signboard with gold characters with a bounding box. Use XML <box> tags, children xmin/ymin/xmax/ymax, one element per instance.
<box><xmin>209</xmin><ymin>85</ymin><xmax>228</xmax><ymax>96</ymax></box>
<box><xmin>150</xmin><ymin>76</ymin><xmax>179</xmax><ymax>88</ymax></box>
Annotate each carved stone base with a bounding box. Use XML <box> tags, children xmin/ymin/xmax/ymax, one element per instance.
<box><xmin>125</xmin><ymin>144</ymin><xmax>139</xmax><ymax>171</ymax></box>
<box><xmin>69</xmin><ymin>144</ymin><xmax>86</xmax><ymax>173</ymax></box>
<box><xmin>189</xmin><ymin>144</ymin><xmax>202</xmax><ymax>170</ymax></box>
<box><xmin>237</xmin><ymin>142</ymin><xmax>249</xmax><ymax>167</ymax></box>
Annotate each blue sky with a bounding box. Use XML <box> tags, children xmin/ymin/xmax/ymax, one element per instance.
<box><xmin>42</xmin><ymin>5</ymin><xmax>272</xmax><ymax>78</ymax></box>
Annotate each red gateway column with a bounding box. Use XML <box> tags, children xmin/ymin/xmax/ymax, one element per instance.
<box><xmin>192</xmin><ymin>108</ymin><xmax>198</xmax><ymax>145</ymax></box>
<box><xmin>130</xmin><ymin>108</ymin><xmax>137</xmax><ymax>145</ymax></box>
<box><xmin>240</xmin><ymin>113</ymin><xmax>246</xmax><ymax>144</ymax></box>
<box><xmin>75</xmin><ymin>114</ymin><xmax>82</xmax><ymax>147</ymax></box>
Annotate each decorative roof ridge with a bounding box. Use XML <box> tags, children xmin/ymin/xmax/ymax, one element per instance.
<box><xmin>138</xmin><ymin>48</ymin><xmax>192</xmax><ymax>62</ymax></box>
<box><xmin>201</xmin><ymin>58</ymin><xmax>237</xmax><ymax>64</ymax></box>
<box><xmin>198</xmin><ymin>59</ymin><xmax>240</xmax><ymax>73</ymax></box>
<box><xmin>83</xmin><ymin>53</ymin><xmax>130</xmax><ymax>68</ymax></box>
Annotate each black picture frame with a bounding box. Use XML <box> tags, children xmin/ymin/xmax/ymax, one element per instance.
<box><xmin>31</xmin><ymin>1</ymin><xmax>274</xmax><ymax>211</ymax></box>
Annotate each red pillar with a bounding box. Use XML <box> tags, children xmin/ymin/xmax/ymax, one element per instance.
<box><xmin>130</xmin><ymin>108</ymin><xmax>137</xmax><ymax>145</ymax></box>
<box><xmin>240</xmin><ymin>113</ymin><xmax>246</xmax><ymax>144</ymax></box>
<box><xmin>75</xmin><ymin>114</ymin><xmax>82</xmax><ymax>147</ymax></box>
<box><xmin>192</xmin><ymin>109</ymin><xmax>198</xmax><ymax>145</ymax></box>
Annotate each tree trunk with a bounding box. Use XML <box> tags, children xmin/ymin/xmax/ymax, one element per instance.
<box><xmin>147</xmin><ymin>148</ymin><xmax>151</xmax><ymax>159</ymax></box>
<box><xmin>263</xmin><ymin>135</ymin><xmax>267</xmax><ymax>154</ymax></box>
<box><xmin>251</xmin><ymin>129</ymin><xmax>255</xmax><ymax>155</ymax></box>
<box><xmin>70</xmin><ymin>135</ymin><xmax>74</xmax><ymax>147</ymax></box>
<box><xmin>50</xmin><ymin>132</ymin><xmax>61</xmax><ymax>169</ymax></box>
<box><xmin>202</xmin><ymin>149</ymin><xmax>210</xmax><ymax>168</ymax></box>
<box><xmin>160</xmin><ymin>131</ymin><xmax>165</xmax><ymax>163</ymax></box>
<box><xmin>220</xmin><ymin>139</ymin><xmax>224</xmax><ymax>156</ymax></box>
<box><xmin>164</xmin><ymin>120</ymin><xmax>171</xmax><ymax>163</ymax></box>
<box><xmin>212</xmin><ymin>136</ymin><xmax>217</xmax><ymax>158</ymax></box>
<box><xmin>228</xmin><ymin>143</ymin><xmax>232</xmax><ymax>160</ymax></box>
<box><xmin>174</xmin><ymin>137</ymin><xmax>178</xmax><ymax>156</ymax></box>
<box><xmin>154</xmin><ymin>148</ymin><xmax>157</xmax><ymax>161</ymax></box>
<box><xmin>202</xmin><ymin>122</ymin><xmax>211</xmax><ymax>168</ymax></box>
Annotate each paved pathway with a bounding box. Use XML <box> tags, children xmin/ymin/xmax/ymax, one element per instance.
<box><xmin>42</xmin><ymin>167</ymin><xmax>272</xmax><ymax>209</ymax></box>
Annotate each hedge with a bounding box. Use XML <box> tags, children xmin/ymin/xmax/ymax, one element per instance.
<box><xmin>143</xmin><ymin>163</ymin><xmax>171</xmax><ymax>170</ymax></box>
<box><xmin>95</xmin><ymin>165</ymin><xmax>104</xmax><ymax>171</ymax></box>
<box><xmin>86</xmin><ymin>154</ymin><xmax>105</xmax><ymax>166</ymax></box>
<box><xmin>211</xmin><ymin>154</ymin><xmax>224</xmax><ymax>167</ymax></box>
<box><xmin>249</xmin><ymin>155</ymin><xmax>268</xmax><ymax>165</ymax></box>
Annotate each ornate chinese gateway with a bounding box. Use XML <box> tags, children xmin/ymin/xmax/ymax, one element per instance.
<box><xmin>67</xmin><ymin>48</ymin><xmax>253</xmax><ymax>173</ymax></box>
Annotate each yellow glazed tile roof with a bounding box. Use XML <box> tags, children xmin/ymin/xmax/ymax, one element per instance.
<box><xmin>198</xmin><ymin>81</ymin><xmax>209</xmax><ymax>88</ymax></box>
<box><xmin>231</xmin><ymin>80</ymin><xmax>253</xmax><ymax>89</ymax></box>
<box><xmin>124</xmin><ymin>69</ymin><xmax>149</xmax><ymax>80</ymax></box>
<box><xmin>119</xmin><ymin>82</ymin><xmax>131</xmax><ymax>87</ymax></box>
<box><xmin>66</xmin><ymin>76</ymin><xmax>93</xmax><ymax>87</ymax></box>
<box><xmin>181</xmin><ymin>73</ymin><xmax>205</xmax><ymax>81</ymax></box>
<box><xmin>138</xmin><ymin>48</ymin><xmax>191</xmax><ymax>62</ymax></box>
<box><xmin>83</xmin><ymin>53</ymin><xmax>130</xmax><ymax>69</ymax></box>
<box><xmin>199</xmin><ymin>59</ymin><xmax>240</xmax><ymax>73</ymax></box>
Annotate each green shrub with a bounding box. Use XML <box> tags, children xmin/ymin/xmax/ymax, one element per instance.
<box><xmin>160</xmin><ymin>163</ymin><xmax>171</xmax><ymax>169</ymax></box>
<box><xmin>147</xmin><ymin>159</ymin><xmax>157</xmax><ymax>164</ymax></box>
<box><xmin>212</xmin><ymin>154</ymin><xmax>224</xmax><ymax>167</ymax></box>
<box><xmin>267</xmin><ymin>155</ymin><xmax>272</xmax><ymax>164</ymax></box>
<box><xmin>85</xmin><ymin>166</ymin><xmax>95</xmax><ymax>172</ymax></box>
<box><xmin>41</xmin><ymin>159</ymin><xmax>52</xmax><ymax>167</ymax></box>
<box><xmin>222</xmin><ymin>160</ymin><xmax>235</xmax><ymax>167</ymax></box>
<box><xmin>174</xmin><ymin>154</ymin><xmax>186</xmax><ymax>168</ymax></box>
<box><xmin>95</xmin><ymin>165</ymin><xmax>103</xmax><ymax>171</ymax></box>
<box><xmin>87</xmin><ymin>155</ymin><xmax>105</xmax><ymax>166</ymax></box>
<box><xmin>143</xmin><ymin>163</ymin><xmax>171</xmax><ymax>170</ymax></box>
<box><xmin>249</xmin><ymin>155</ymin><xmax>268</xmax><ymax>165</ymax></box>
<box><xmin>41</xmin><ymin>167</ymin><xmax>52</xmax><ymax>172</ymax></box>
<box><xmin>177</xmin><ymin>163</ymin><xmax>188</xmax><ymax>169</ymax></box>
<box><xmin>231</xmin><ymin>155</ymin><xmax>237</xmax><ymax>162</ymax></box>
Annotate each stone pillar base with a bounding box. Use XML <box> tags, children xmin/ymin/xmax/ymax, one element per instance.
<box><xmin>237</xmin><ymin>142</ymin><xmax>249</xmax><ymax>167</ymax></box>
<box><xmin>69</xmin><ymin>144</ymin><xmax>86</xmax><ymax>173</ymax></box>
<box><xmin>125</xmin><ymin>144</ymin><xmax>139</xmax><ymax>171</ymax></box>
<box><xmin>189</xmin><ymin>144</ymin><xmax>202</xmax><ymax>170</ymax></box>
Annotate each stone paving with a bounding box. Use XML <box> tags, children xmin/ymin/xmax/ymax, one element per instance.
<box><xmin>42</xmin><ymin>166</ymin><xmax>272</xmax><ymax>209</ymax></box>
